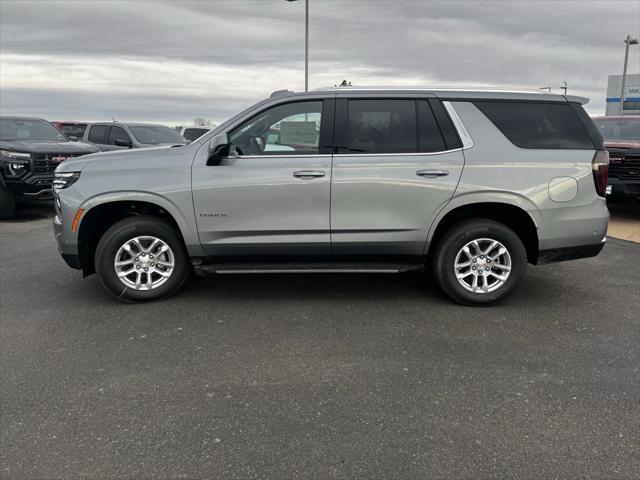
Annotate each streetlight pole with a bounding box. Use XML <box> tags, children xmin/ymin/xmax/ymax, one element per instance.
<box><xmin>286</xmin><ymin>0</ymin><xmax>309</xmax><ymax>91</ymax></box>
<box><xmin>619</xmin><ymin>34</ymin><xmax>639</xmax><ymax>115</ymax></box>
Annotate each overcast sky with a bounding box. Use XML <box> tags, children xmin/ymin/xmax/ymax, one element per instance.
<box><xmin>1</xmin><ymin>0</ymin><xmax>639</xmax><ymax>125</ymax></box>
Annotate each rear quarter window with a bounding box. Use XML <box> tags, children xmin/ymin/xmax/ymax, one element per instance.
<box><xmin>474</xmin><ymin>101</ymin><xmax>595</xmax><ymax>149</ymax></box>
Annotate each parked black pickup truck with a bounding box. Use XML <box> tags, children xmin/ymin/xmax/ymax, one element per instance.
<box><xmin>592</xmin><ymin>115</ymin><xmax>640</xmax><ymax>203</ymax></box>
<box><xmin>0</xmin><ymin>116</ymin><xmax>99</xmax><ymax>218</ymax></box>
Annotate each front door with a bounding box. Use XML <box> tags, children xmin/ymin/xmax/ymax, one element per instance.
<box><xmin>331</xmin><ymin>97</ymin><xmax>465</xmax><ymax>255</ymax></box>
<box><xmin>192</xmin><ymin>99</ymin><xmax>334</xmax><ymax>256</ymax></box>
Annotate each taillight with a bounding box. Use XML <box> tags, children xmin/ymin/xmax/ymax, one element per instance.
<box><xmin>592</xmin><ymin>150</ymin><xmax>609</xmax><ymax>197</ymax></box>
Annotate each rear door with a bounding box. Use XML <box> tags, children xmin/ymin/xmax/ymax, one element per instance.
<box><xmin>331</xmin><ymin>96</ymin><xmax>465</xmax><ymax>255</ymax></box>
<box><xmin>192</xmin><ymin>98</ymin><xmax>335</xmax><ymax>256</ymax></box>
<box><xmin>85</xmin><ymin>124</ymin><xmax>110</xmax><ymax>151</ymax></box>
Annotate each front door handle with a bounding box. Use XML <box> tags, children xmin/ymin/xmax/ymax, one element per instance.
<box><xmin>293</xmin><ymin>170</ymin><xmax>325</xmax><ymax>179</ymax></box>
<box><xmin>416</xmin><ymin>169</ymin><xmax>449</xmax><ymax>177</ymax></box>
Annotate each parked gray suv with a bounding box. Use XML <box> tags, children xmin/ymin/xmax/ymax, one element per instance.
<box><xmin>82</xmin><ymin>122</ymin><xmax>186</xmax><ymax>151</ymax></box>
<box><xmin>53</xmin><ymin>88</ymin><xmax>609</xmax><ymax>305</ymax></box>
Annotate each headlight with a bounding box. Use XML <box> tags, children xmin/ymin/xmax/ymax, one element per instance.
<box><xmin>0</xmin><ymin>150</ymin><xmax>31</xmax><ymax>160</ymax></box>
<box><xmin>53</xmin><ymin>172</ymin><xmax>81</xmax><ymax>191</ymax></box>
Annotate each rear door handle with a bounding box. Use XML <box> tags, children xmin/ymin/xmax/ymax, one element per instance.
<box><xmin>293</xmin><ymin>170</ymin><xmax>325</xmax><ymax>179</ymax></box>
<box><xmin>416</xmin><ymin>169</ymin><xmax>449</xmax><ymax>177</ymax></box>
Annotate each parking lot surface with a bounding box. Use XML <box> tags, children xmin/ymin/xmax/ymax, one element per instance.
<box><xmin>1</xmin><ymin>202</ymin><xmax>639</xmax><ymax>479</ymax></box>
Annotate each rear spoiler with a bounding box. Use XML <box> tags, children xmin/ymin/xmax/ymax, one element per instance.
<box><xmin>565</xmin><ymin>95</ymin><xmax>589</xmax><ymax>105</ymax></box>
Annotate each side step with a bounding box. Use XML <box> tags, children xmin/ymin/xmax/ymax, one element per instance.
<box><xmin>193</xmin><ymin>261</ymin><xmax>424</xmax><ymax>275</ymax></box>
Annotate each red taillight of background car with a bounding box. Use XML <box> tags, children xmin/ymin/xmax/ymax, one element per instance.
<box><xmin>592</xmin><ymin>150</ymin><xmax>609</xmax><ymax>197</ymax></box>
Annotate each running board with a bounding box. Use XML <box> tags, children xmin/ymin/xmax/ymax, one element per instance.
<box><xmin>193</xmin><ymin>262</ymin><xmax>423</xmax><ymax>275</ymax></box>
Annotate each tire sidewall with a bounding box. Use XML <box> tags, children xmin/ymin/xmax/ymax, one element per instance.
<box><xmin>437</xmin><ymin>222</ymin><xmax>526</xmax><ymax>305</ymax></box>
<box><xmin>95</xmin><ymin>218</ymin><xmax>189</xmax><ymax>302</ymax></box>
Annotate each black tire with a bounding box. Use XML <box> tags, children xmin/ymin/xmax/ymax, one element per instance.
<box><xmin>433</xmin><ymin>219</ymin><xmax>527</xmax><ymax>306</ymax></box>
<box><xmin>0</xmin><ymin>183</ymin><xmax>16</xmax><ymax>219</ymax></box>
<box><xmin>95</xmin><ymin>216</ymin><xmax>190</xmax><ymax>302</ymax></box>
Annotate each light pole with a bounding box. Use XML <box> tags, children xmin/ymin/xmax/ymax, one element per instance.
<box><xmin>286</xmin><ymin>0</ymin><xmax>309</xmax><ymax>91</ymax></box>
<box><xmin>619</xmin><ymin>34</ymin><xmax>639</xmax><ymax>115</ymax></box>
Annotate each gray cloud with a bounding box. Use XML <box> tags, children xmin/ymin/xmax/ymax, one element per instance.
<box><xmin>1</xmin><ymin>0</ymin><xmax>639</xmax><ymax>123</ymax></box>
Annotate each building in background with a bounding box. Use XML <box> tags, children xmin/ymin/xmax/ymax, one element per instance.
<box><xmin>606</xmin><ymin>73</ymin><xmax>640</xmax><ymax>115</ymax></box>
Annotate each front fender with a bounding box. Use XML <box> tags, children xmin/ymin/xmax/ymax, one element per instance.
<box><xmin>79</xmin><ymin>190</ymin><xmax>205</xmax><ymax>257</ymax></box>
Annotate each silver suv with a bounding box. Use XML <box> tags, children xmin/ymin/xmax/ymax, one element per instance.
<box><xmin>53</xmin><ymin>88</ymin><xmax>609</xmax><ymax>305</ymax></box>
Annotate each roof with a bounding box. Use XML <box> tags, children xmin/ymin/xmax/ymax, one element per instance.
<box><xmin>272</xmin><ymin>86</ymin><xmax>589</xmax><ymax>104</ymax></box>
<box><xmin>0</xmin><ymin>116</ymin><xmax>48</xmax><ymax>121</ymax></box>
<box><xmin>87</xmin><ymin>122</ymin><xmax>168</xmax><ymax>127</ymax></box>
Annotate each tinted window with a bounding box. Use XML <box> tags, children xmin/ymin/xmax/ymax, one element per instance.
<box><xmin>59</xmin><ymin>124</ymin><xmax>87</xmax><ymax>139</ymax></box>
<box><xmin>88</xmin><ymin>125</ymin><xmax>108</xmax><ymax>143</ymax></box>
<box><xmin>108</xmin><ymin>126</ymin><xmax>131</xmax><ymax>145</ymax></box>
<box><xmin>183</xmin><ymin>128</ymin><xmax>209</xmax><ymax>141</ymax></box>
<box><xmin>129</xmin><ymin>126</ymin><xmax>186</xmax><ymax>145</ymax></box>
<box><xmin>475</xmin><ymin>101</ymin><xmax>594</xmax><ymax>149</ymax></box>
<box><xmin>346</xmin><ymin>100</ymin><xmax>417</xmax><ymax>153</ymax></box>
<box><xmin>230</xmin><ymin>101</ymin><xmax>323</xmax><ymax>155</ymax></box>
<box><xmin>0</xmin><ymin>118</ymin><xmax>67</xmax><ymax>142</ymax></box>
<box><xmin>418</xmin><ymin>101</ymin><xmax>447</xmax><ymax>152</ymax></box>
<box><xmin>593</xmin><ymin>118</ymin><xmax>640</xmax><ymax>142</ymax></box>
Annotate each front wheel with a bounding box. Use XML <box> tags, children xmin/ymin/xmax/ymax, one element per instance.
<box><xmin>433</xmin><ymin>219</ymin><xmax>527</xmax><ymax>306</ymax></box>
<box><xmin>95</xmin><ymin>216</ymin><xmax>190</xmax><ymax>302</ymax></box>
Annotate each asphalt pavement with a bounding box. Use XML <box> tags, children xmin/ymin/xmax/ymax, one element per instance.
<box><xmin>1</xmin><ymin>202</ymin><xmax>639</xmax><ymax>479</ymax></box>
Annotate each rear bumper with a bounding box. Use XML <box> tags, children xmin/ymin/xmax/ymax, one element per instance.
<box><xmin>536</xmin><ymin>238</ymin><xmax>606</xmax><ymax>265</ymax></box>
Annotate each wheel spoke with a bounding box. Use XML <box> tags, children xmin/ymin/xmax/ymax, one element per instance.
<box><xmin>491</xmin><ymin>247</ymin><xmax>507</xmax><ymax>260</ymax></box>
<box><xmin>155</xmin><ymin>260</ymin><xmax>174</xmax><ymax>268</ymax></box>
<box><xmin>456</xmin><ymin>269</ymin><xmax>473</xmax><ymax>279</ymax></box>
<box><xmin>481</xmin><ymin>274</ymin><xmax>489</xmax><ymax>292</ymax></box>
<box><xmin>117</xmin><ymin>267</ymin><xmax>135</xmax><ymax>277</ymax></box>
<box><xmin>132</xmin><ymin>238</ymin><xmax>145</xmax><ymax>253</ymax></box>
<box><xmin>115</xmin><ymin>259</ymin><xmax>133</xmax><ymax>268</ymax></box>
<box><xmin>146</xmin><ymin>238</ymin><xmax>160</xmax><ymax>253</ymax></box>
<box><xmin>155</xmin><ymin>269</ymin><xmax>171</xmax><ymax>278</ymax></box>
<box><xmin>493</xmin><ymin>263</ymin><xmax>511</xmax><ymax>272</ymax></box>
<box><xmin>471</xmin><ymin>274</ymin><xmax>478</xmax><ymax>291</ymax></box>
<box><xmin>483</xmin><ymin>240</ymin><xmax>498</xmax><ymax>255</ymax></box>
<box><xmin>488</xmin><ymin>271</ymin><xmax>507</xmax><ymax>281</ymax></box>
<box><xmin>134</xmin><ymin>271</ymin><xmax>143</xmax><ymax>289</ymax></box>
<box><xmin>455</xmin><ymin>260</ymin><xmax>472</xmax><ymax>269</ymax></box>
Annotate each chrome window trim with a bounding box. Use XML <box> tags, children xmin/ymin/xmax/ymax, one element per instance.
<box><xmin>442</xmin><ymin>101</ymin><xmax>474</xmax><ymax>149</ymax></box>
<box><xmin>333</xmin><ymin>148</ymin><xmax>462</xmax><ymax>158</ymax></box>
<box><xmin>236</xmin><ymin>154</ymin><xmax>332</xmax><ymax>160</ymax></box>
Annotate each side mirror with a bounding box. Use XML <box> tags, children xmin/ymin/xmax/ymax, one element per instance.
<box><xmin>207</xmin><ymin>133</ymin><xmax>235</xmax><ymax>166</ymax></box>
<box><xmin>115</xmin><ymin>139</ymin><xmax>133</xmax><ymax>148</ymax></box>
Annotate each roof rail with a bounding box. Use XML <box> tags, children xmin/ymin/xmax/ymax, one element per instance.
<box><xmin>270</xmin><ymin>89</ymin><xmax>295</xmax><ymax>98</ymax></box>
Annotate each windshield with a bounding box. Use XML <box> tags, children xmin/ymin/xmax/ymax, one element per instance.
<box><xmin>129</xmin><ymin>126</ymin><xmax>186</xmax><ymax>145</ymax></box>
<box><xmin>593</xmin><ymin>118</ymin><xmax>640</xmax><ymax>142</ymax></box>
<box><xmin>0</xmin><ymin>118</ymin><xmax>68</xmax><ymax>142</ymax></box>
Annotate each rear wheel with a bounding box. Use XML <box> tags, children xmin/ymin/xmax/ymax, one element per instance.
<box><xmin>95</xmin><ymin>216</ymin><xmax>189</xmax><ymax>302</ymax></box>
<box><xmin>433</xmin><ymin>219</ymin><xmax>527</xmax><ymax>306</ymax></box>
<box><xmin>0</xmin><ymin>183</ymin><xmax>16</xmax><ymax>219</ymax></box>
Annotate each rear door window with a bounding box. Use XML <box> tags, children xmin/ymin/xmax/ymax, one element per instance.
<box><xmin>344</xmin><ymin>99</ymin><xmax>417</xmax><ymax>154</ymax></box>
<box><xmin>474</xmin><ymin>101</ymin><xmax>595</xmax><ymax>149</ymax></box>
<box><xmin>87</xmin><ymin>125</ymin><xmax>108</xmax><ymax>144</ymax></box>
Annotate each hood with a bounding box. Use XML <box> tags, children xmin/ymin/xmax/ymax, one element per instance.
<box><xmin>604</xmin><ymin>140</ymin><xmax>640</xmax><ymax>150</ymax></box>
<box><xmin>55</xmin><ymin>144</ymin><xmax>178</xmax><ymax>172</ymax></box>
<box><xmin>0</xmin><ymin>139</ymin><xmax>99</xmax><ymax>154</ymax></box>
